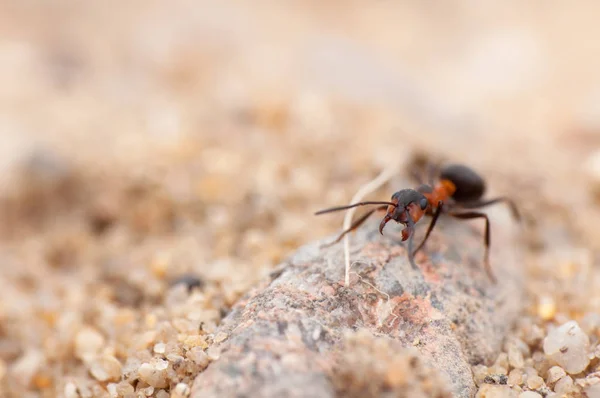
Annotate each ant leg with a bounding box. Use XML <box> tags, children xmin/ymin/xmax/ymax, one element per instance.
<box><xmin>405</xmin><ymin>214</ymin><xmax>419</xmax><ymax>270</ymax></box>
<box><xmin>458</xmin><ymin>197</ymin><xmax>521</xmax><ymax>221</ymax></box>
<box><xmin>321</xmin><ymin>205</ymin><xmax>387</xmax><ymax>248</ymax></box>
<box><xmin>413</xmin><ymin>201</ymin><xmax>444</xmax><ymax>255</ymax></box>
<box><xmin>447</xmin><ymin>211</ymin><xmax>496</xmax><ymax>283</ymax></box>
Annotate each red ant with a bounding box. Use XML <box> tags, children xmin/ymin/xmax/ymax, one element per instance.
<box><xmin>315</xmin><ymin>164</ymin><xmax>520</xmax><ymax>282</ymax></box>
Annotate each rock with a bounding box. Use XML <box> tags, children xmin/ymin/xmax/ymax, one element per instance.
<box><xmin>191</xmin><ymin>211</ymin><xmax>524</xmax><ymax>398</ymax></box>
<box><xmin>542</xmin><ymin>321</ymin><xmax>590</xmax><ymax>374</ymax></box>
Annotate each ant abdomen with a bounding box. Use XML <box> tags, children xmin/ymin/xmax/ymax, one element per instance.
<box><xmin>440</xmin><ymin>164</ymin><xmax>486</xmax><ymax>203</ymax></box>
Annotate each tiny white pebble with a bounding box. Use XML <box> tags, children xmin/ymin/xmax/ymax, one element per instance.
<box><xmin>543</xmin><ymin>321</ymin><xmax>590</xmax><ymax>374</ymax></box>
<box><xmin>138</xmin><ymin>362</ymin><xmax>168</xmax><ymax>388</ymax></box>
<box><xmin>172</xmin><ymin>382</ymin><xmax>191</xmax><ymax>398</ymax></box>
<box><xmin>155</xmin><ymin>358</ymin><xmax>168</xmax><ymax>371</ymax></box>
<box><xmin>107</xmin><ymin>383</ymin><xmax>117</xmax><ymax>396</ymax></box>
<box><xmin>153</xmin><ymin>343</ymin><xmax>166</xmax><ymax>354</ymax></box>
<box><xmin>166</xmin><ymin>353</ymin><xmax>184</xmax><ymax>363</ymax></box>
<box><xmin>64</xmin><ymin>382</ymin><xmax>79</xmax><ymax>398</ymax></box>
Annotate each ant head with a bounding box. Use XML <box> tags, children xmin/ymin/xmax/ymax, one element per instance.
<box><xmin>379</xmin><ymin>189</ymin><xmax>428</xmax><ymax>235</ymax></box>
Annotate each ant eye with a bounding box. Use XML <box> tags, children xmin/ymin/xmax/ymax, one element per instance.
<box><xmin>419</xmin><ymin>197</ymin><xmax>428</xmax><ymax>210</ymax></box>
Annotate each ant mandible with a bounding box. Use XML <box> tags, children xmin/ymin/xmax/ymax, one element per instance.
<box><xmin>315</xmin><ymin>163</ymin><xmax>521</xmax><ymax>283</ymax></box>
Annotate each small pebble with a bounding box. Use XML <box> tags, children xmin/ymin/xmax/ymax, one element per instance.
<box><xmin>171</xmin><ymin>382</ymin><xmax>191</xmax><ymax>398</ymax></box>
<box><xmin>543</xmin><ymin>321</ymin><xmax>590</xmax><ymax>374</ymax></box>
<box><xmin>526</xmin><ymin>375</ymin><xmax>544</xmax><ymax>390</ymax></box>
<box><xmin>154</xmin><ymin>343</ymin><xmax>166</xmax><ymax>354</ymax></box>
<box><xmin>509</xmin><ymin>345</ymin><xmax>525</xmax><ymax>369</ymax></box>
<box><xmin>490</xmin><ymin>353</ymin><xmax>509</xmax><ymax>375</ymax></box>
<box><xmin>554</xmin><ymin>375</ymin><xmax>574</xmax><ymax>394</ymax></box>
<box><xmin>155</xmin><ymin>358</ymin><xmax>168</xmax><ymax>370</ymax></box>
<box><xmin>475</xmin><ymin>384</ymin><xmax>518</xmax><ymax>397</ymax></box>
<box><xmin>107</xmin><ymin>383</ymin><xmax>117</xmax><ymax>396</ymax></box>
<box><xmin>75</xmin><ymin>327</ymin><xmax>105</xmax><ymax>362</ymax></box>
<box><xmin>88</xmin><ymin>355</ymin><xmax>122</xmax><ymax>382</ymax></box>
<box><xmin>186</xmin><ymin>347</ymin><xmax>209</xmax><ymax>369</ymax></box>
<box><xmin>138</xmin><ymin>360</ymin><xmax>169</xmax><ymax>388</ymax></box>
<box><xmin>115</xmin><ymin>381</ymin><xmax>134</xmax><ymax>395</ymax></box>
<box><xmin>523</xmin><ymin>325</ymin><xmax>545</xmax><ymax>346</ymax></box>
<box><xmin>182</xmin><ymin>335</ymin><xmax>208</xmax><ymax>350</ymax></box>
<box><xmin>473</xmin><ymin>364</ymin><xmax>489</xmax><ymax>387</ymax></box>
<box><xmin>508</xmin><ymin>369</ymin><xmax>524</xmax><ymax>386</ymax></box>
<box><xmin>546</xmin><ymin>366</ymin><xmax>566</xmax><ymax>385</ymax></box>
<box><xmin>519</xmin><ymin>392</ymin><xmax>542</xmax><ymax>398</ymax></box>
<box><xmin>64</xmin><ymin>382</ymin><xmax>79</xmax><ymax>398</ymax></box>
<box><xmin>166</xmin><ymin>353</ymin><xmax>184</xmax><ymax>363</ymax></box>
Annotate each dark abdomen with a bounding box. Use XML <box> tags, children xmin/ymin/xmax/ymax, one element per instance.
<box><xmin>440</xmin><ymin>164</ymin><xmax>486</xmax><ymax>202</ymax></box>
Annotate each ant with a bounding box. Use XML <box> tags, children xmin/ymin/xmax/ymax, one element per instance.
<box><xmin>315</xmin><ymin>164</ymin><xmax>520</xmax><ymax>282</ymax></box>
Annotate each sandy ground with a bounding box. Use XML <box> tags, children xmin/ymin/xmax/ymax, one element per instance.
<box><xmin>2</xmin><ymin>1</ymin><xmax>600</xmax><ymax>397</ymax></box>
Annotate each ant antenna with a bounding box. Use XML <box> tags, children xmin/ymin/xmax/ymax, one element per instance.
<box><xmin>314</xmin><ymin>201</ymin><xmax>397</xmax><ymax>215</ymax></box>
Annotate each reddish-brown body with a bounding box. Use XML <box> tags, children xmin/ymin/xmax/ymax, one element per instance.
<box><xmin>419</xmin><ymin>179</ymin><xmax>457</xmax><ymax>214</ymax></box>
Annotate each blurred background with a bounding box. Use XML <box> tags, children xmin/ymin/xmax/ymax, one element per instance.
<box><xmin>2</xmin><ymin>1</ymin><xmax>600</xmax><ymax>396</ymax></box>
